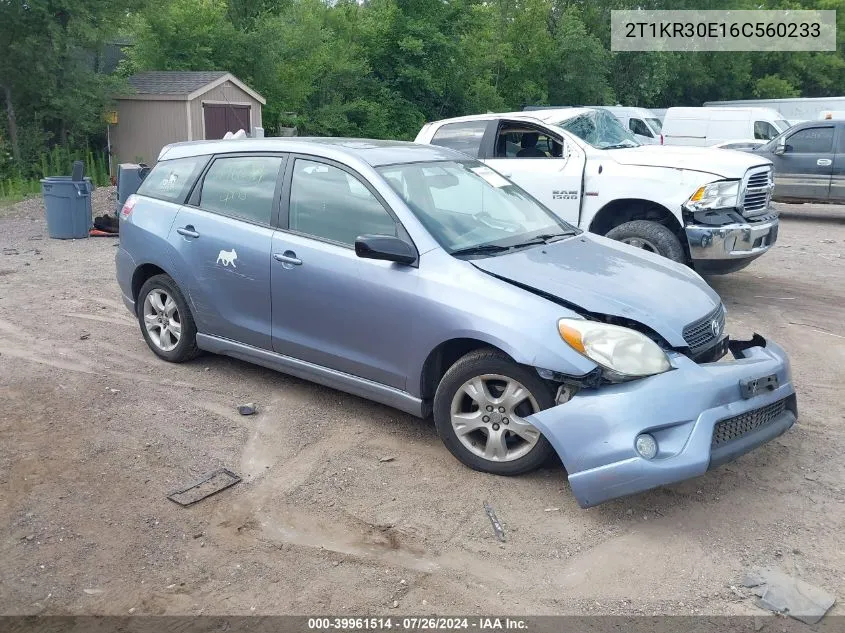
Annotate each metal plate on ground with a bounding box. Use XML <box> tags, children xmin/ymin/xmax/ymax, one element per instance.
<box><xmin>167</xmin><ymin>468</ymin><xmax>241</xmax><ymax>506</ymax></box>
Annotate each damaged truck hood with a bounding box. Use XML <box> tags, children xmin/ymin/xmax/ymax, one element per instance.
<box><xmin>472</xmin><ymin>234</ymin><xmax>721</xmax><ymax>348</ymax></box>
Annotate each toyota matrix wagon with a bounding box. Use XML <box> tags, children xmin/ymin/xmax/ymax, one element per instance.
<box><xmin>116</xmin><ymin>138</ymin><xmax>797</xmax><ymax>507</ymax></box>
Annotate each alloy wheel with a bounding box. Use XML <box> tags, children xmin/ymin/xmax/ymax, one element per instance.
<box><xmin>449</xmin><ymin>374</ymin><xmax>542</xmax><ymax>462</ymax></box>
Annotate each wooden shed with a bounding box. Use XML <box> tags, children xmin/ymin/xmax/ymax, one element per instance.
<box><xmin>110</xmin><ymin>71</ymin><xmax>266</xmax><ymax>165</ymax></box>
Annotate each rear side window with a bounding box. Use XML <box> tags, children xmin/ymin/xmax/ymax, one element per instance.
<box><xmin>430</xmin><ymin>121</ymin><xmax>488</xmax><ymax>158</ymax></box>
<box><xmin>787</xmin><ymin>127</ymin><xmax>834</xmax><ymax>153</ymax></box>
<box><xmin>199</xmin><ymin>156</ymin><xmax>284</xmax><ymax>225</ymax></box>
<box><xmin>137</xmin><ymin>156</ymin><xmax>206</xmax><ymax>203</ymax></box>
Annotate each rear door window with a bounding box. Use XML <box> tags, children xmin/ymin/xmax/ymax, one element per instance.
<box><xmin>137</xmin><ymin>156</ymin><xmax>207</xmax><ymax>203</ymax></box>
<box><xmin>198</xmin><ymin>156</ymin><xmax>284</xmax><ymax>226</ymax></box>
<box><xmin>430</xmin><ymin>121</ymin><xmax>488</xmax><ymax>158</ymax></box>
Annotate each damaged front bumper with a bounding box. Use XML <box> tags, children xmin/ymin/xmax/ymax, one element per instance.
<box><xmin>685</xmin><ymin>217</ymin><xmax>779</xmax><ymax>274</ymax></box>
<box><xmin>526</xmin><ymin>336</ymin><xmax>796</xmax><ymax>508</ymax></box>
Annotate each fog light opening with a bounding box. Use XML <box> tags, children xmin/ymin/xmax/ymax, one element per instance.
<box><xmin>635</xmin><ymin>433</ymin><xmax>658</xmax><ymax>460</ymax></box>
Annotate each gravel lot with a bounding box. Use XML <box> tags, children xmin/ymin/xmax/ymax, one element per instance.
<box><xmin>1</xmin><ymin>188</ymin><xmax>844</xmax><ymax>617</ymax></box>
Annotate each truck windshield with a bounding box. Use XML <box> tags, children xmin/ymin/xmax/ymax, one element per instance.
<box><xmin>550</xmin><ymin>109</ymin><xmax>641</xmax><ymax>149</ymax></box>
<box><xmin>775</xmin><ymin>119</ymin><xmax>791</xmax><ymax>133</ymax></box>
<box><xmin>377</xmin><ymin>160</ymin><xmax>578</xmax><ymax>257</ymax></box>
<box><xmin>646</xmin><ymin>117</ymin><xmax>663</xmax><ymax>133</ymax></box>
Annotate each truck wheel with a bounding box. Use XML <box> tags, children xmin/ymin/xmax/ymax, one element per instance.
<box><xmin>606</xmin><ymin>220</ymin><xmax>685</xmax><ymax>263</ymax></box>
<box><xmin>433</xmin><ymin>349</ymin><xmax>556</xmax><ymax>476</ymax></box>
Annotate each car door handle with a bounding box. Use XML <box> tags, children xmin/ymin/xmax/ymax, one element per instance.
<box><xmin>273</xmin><ymin>252</ymin><xmax>302</xmax><ymax>266</ymax></box>
<box><xmin>176</xmin><ymin>226</ymin><xmax>200</xmax><ymax>238</ymax></box>
<box><xmin>817</xmin><ymin>158</ymin><xmax>832</xmax><ymax>166</ymax></box>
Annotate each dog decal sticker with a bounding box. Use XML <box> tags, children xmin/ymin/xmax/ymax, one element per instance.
<box><xmin>216</xmin><ymin>249</ymin><xmax>238</xmax><ymax>268</ymax></box>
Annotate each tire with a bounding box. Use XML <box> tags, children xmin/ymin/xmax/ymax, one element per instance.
<box><xmin>137</xmin><ymin>274</ymin><xmax>200</xmax><ymax>363</ymax></box>
<box><xmin>433</xmin><ymin>349</ymin><xmax>556</xmax><ymax>476</ymax></box>
<box><xmin>606</xmin><ymin>220</ymin><xmax>685</xmax><ymax>263</ymax></box>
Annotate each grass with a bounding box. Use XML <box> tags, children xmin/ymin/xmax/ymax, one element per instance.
<box><xmin>0</xmin><ymin>146</ymin><xmax>110</xmax><ymax>202</ymax></box>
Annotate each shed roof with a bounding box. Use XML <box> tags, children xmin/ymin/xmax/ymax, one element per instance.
<box><xmin>127</xmin><ymin>71</ymin><xmax>228</xmax><ymax>95</ymax></box>
<box><xmin>120</xmin><ymin>71</ymin><xmax>266</xmax><ymax>104</ymax></box>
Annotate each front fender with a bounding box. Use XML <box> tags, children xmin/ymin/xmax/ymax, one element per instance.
<box><xmin>405</xmin><ymin>252</ymin><xmax>599</xmax><ymax>398</ymax></box>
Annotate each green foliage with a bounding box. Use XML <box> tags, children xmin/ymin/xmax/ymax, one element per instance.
<box><xmin>754</xmin><ymin>75</ymin><xmax>801</xmax><ymax>98</ymax></box>
<box><xmin>0</xmin><ymin>147</ymin><xmax>110</xmax><ymax>201</ymax></box>
<box><xmin>2</xmin><ymin>0</ymin><xmax>845</xmax><ymax>201</ymax></box>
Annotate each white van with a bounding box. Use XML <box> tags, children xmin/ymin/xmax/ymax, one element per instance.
<box><xmin>662</xmin><ymin>107</ymin><xmax>790</xmax><ymax>147</ymax></box>
<box><xmin>598</xmin><ymin>107</ymin><xmax>663</xmax><ymax>144</ymax></box>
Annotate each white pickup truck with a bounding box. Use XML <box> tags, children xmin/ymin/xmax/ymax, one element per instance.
<box><xmin>414</xmin><ymin>108</ymin><xmax>779</xmax><ymax>274</ymax></box>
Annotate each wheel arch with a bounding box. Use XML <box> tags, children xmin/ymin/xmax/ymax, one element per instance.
<box><xmin>132</xmin><ymin>263</ymin><xmax>169</xmax><ymax>305</ymax></box>
<box><xmin>588</xmin><ymin>198</ymin><xmax>683</xmax><ymax>237</ymax></box>
<box><xmin>419</xmin><ymin>337</ymin><xmax>516</xmax><ymax>405</ymax></box>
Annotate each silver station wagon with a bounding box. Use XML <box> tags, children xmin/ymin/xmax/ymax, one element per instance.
<box><xmin>116</xmin><ymin>138</ymin><xmax>797</xmax><ymax>507</ymax></box>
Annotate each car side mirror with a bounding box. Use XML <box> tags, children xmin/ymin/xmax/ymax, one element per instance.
<box><xmin>774</xmin><ymin>139</ymin><xmax>787</xmax><ymax>155</ymax></box>
<box><xmin>355</xmin><ymin>234</ymin><xmax>417</xmax><ymax>265</ymax></box>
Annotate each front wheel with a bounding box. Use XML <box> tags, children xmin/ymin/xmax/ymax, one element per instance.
<box><xmin>433</xmin><ymin>349</ymin><xmax>556</xmax><ymax>475</ymax></box>
<box><xmin>606</xmin><ymin>220</ymin><xmax>685</xmax><ymax>263</ymax></box>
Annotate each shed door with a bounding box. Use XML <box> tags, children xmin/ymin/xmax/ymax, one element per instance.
<box><xmin>203</xmin><ymin>104</ymin><xmax>251</xmax><ymax>139</ymax></box>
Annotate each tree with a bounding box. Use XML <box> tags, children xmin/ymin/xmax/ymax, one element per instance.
<box><xmin>754</xmin><ymin>75</ymin><xmax>800</xmax><ymax>98</ymax></box>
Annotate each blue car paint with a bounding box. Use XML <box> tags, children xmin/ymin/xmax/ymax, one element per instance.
<box><xmin>168</xmin><ymin>205</ymin><xmax>275</xmax><ymax>349</ymax></box>
<box><xmin>527</xmin><ymin>341</ymin><xmax>794</xmax><ymax>507</ymax></box>
<box><xmin>117</xmin><ymin>137</ymin><xmax>797</xmax><ymax>506</ymax></box>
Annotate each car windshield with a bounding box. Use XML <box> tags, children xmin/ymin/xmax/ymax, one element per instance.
<box><xmin>377</xmin><ymin>160</ymin><xmax>578</xmax><ymax>257</ymax></box>
<box><xmin>646</xmin><ymin>117</ymin><xmax>663</xmax><ymax>133</ymax></box>
<box><xmin>551</xmin><ymin>109</ymin><xmax>641</xmax><ymax>149</ymax></box>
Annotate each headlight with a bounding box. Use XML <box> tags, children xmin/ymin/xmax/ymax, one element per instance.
<box><xmin>685</xmin><ymin>180</ymin><xmax>739</xmax><ymax>212</ymax></box>
<box><xmin>558</xmin><ymin>319</ymin><xmax>672</xmax><ymax>379</ymax></box>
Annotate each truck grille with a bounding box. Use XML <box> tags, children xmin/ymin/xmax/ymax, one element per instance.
<box><xmin>711</xmin><ymin>398</ymin><xmax>787</xmax><ymax>448</ymax></box>
<box><xmin>683</xmin><ymin>304</ymin><xmax>725</xmax><ymax>353</ymax></box>
<box><xmin>741</xmin><ymin>166</ymin><xmax>773</xmax><ymax>217</ymax></box>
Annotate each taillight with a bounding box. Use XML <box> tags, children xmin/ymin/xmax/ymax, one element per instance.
<box><xmin>120</xmin><ymin>194</ymin><xmax>137</xmax><ymax>220</ymax></box>
<box><xmin>660</xmin><ymin>133</ymin><xmax>664</xmax><ymax>145</ymax></box>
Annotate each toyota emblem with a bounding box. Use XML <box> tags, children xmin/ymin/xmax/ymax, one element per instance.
<box><xmin>711</xmin><ymin>319</ymin><xmax>722</xmax><ymax>338</ymax></box>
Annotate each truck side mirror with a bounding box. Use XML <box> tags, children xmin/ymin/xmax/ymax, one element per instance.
<box><xmin>774</xmin><ymin>139</ymin><xmax>787</xmax><ymax>155</ymax></box>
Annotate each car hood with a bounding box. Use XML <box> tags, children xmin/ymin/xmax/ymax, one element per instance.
<box><xmin>603</xmin><ymin>145</ymin><xmax>771</xmax><ymax>178</ymax></box>
<box><xmin>471</xmin><ymin>234</ymin><xmax>721</xmax><ymax>347</ymax></box>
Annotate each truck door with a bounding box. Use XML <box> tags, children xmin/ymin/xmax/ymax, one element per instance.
<box><xmin>482</xmin><ymin>120</ymin><xmax>586</xmax><ymax>226</ymax></box>
<box><xmin>769</xmin><ymin>124</ymin><xmax>835</xmax><ymax>202</ymax></box>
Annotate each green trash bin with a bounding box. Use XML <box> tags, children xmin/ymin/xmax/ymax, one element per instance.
<box><xmin>40</xmin><ymin>176</ymin><xmax>93</xmax><ymax>239</ymax></box>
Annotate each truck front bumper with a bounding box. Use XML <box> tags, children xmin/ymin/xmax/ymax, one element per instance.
<box><xmin>685</xmin><ymin>216</ymin><xmax>779</xmax><ymax>274</ymax></box>
<box><xmin>526</xmin><ymin>337</ymin><xmax>796</xmax><ymax>508</ymax></box>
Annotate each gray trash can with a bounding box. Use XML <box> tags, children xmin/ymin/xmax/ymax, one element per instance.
<box><xmin>40</xmin><ymin>176</ymin><xmax>93</xmax><ymax>239</ymax></box>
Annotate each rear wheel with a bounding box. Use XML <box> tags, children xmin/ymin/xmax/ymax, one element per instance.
<box><xmin>433</xmin><ymin>349</ymin><xmax>555</xmax><ymax>475</ymax></box>
<box><xmin>137</xmin><ymin>274</ymin><xmax>200</xmax><ymax>363</ymax></box>
<box><xmin>606</xmin><ymin>219</ymin><xmax>685</xmax><ymax>263</ymax></box>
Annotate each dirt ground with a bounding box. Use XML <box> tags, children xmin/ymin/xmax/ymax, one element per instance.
<box><xmin>1</xmin><ymin>189</ymin><xmax>844</xmax><ymax>617</ymax></box>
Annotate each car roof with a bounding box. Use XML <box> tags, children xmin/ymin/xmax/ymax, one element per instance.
<box><xmin>429</xmin><ymin>108</ymin><xmax>596</xmax><ymax>128</ymax></box>
<box><xmin>157</xmin><ymin>137</ymin><xmax>468</xmax><ymax>167</ymax></box>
